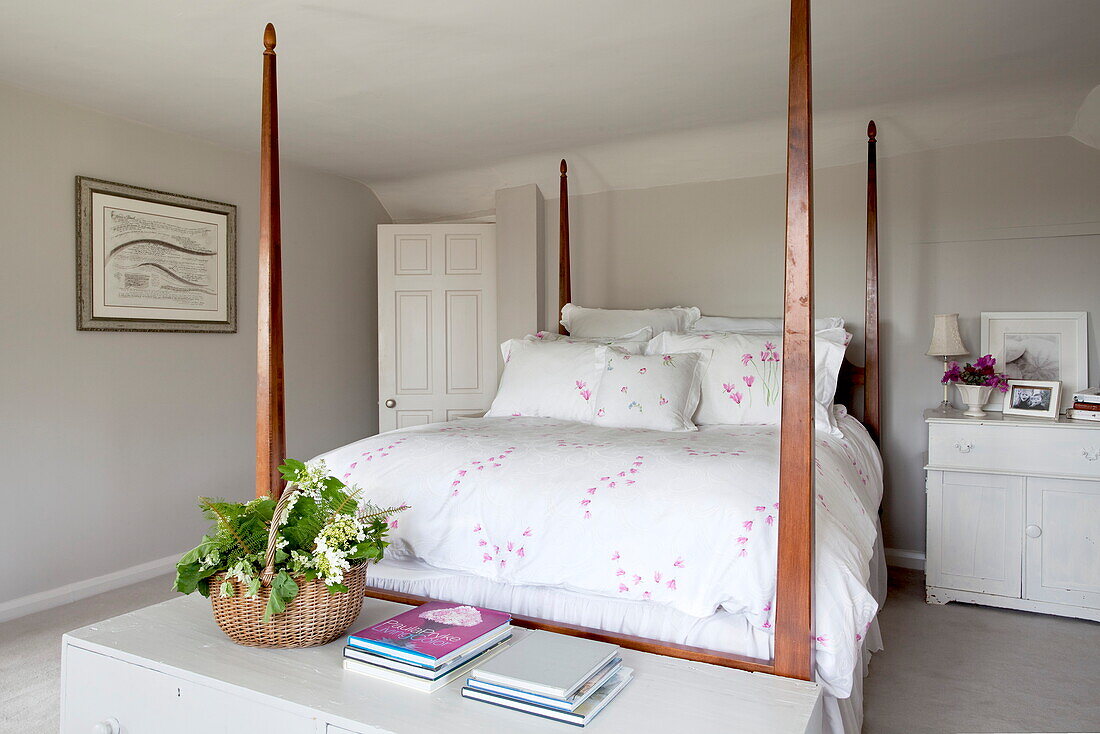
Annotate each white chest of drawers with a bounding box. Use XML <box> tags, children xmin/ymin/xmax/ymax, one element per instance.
<box><xmin>925</xmin><ymin>409</ymin><xmax>1100</xmax><ymax>621</ymax></box>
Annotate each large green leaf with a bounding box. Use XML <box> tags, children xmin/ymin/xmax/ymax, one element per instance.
<box><xmin>262</xmin><ymin>570</ymin><xmax>299</xmax><ymax>623</ymax></box>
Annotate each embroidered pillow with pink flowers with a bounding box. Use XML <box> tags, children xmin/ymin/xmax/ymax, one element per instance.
<box><xmin>648</xmin><ymin>328</ymin><xmax>851</xmax><ymax>436</ymax></box>
<box><xmin>486</xmin><ymin>339</ymin><xmax>605</xmax><ymax>422</ymax></box>
<box><xmin>590</xmin><ymin>347</ymin><xmax>710</xmax><ymax>432</ymax></box>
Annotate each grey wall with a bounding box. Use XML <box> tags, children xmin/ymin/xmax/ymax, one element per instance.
<box><xmin>543</xmin><ymin>135</ymin><xmax>1100</xmax><ymax>554</ymax></box>
<box><xmin>495</xmin><ymin>184</ymin><xmax>546</xmax><ymax>370</ymax></box>
<box><xmin>0</xmin><ymin>83</ymin><xmax>391</xmax><ymax>604</ymax></box>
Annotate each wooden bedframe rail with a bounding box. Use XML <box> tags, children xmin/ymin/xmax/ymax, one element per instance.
<box><xmin>255</xmin><ymin>0</ymin><xmax>879</xmax><ymax>684</ymax></box>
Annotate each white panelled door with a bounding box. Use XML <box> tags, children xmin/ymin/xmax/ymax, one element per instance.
<box><xmin>377</xmin><ymin>224</ymin><xmax>497</xmax><ymax>433</ymax></box>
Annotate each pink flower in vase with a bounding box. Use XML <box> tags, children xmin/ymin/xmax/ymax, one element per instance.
<box><xmin>741</xmin><ymin>353</ymin><xmax>753</xmax><ymax>366</ymax></box>
<box><xmin>729</xmin><ymin>392</ymin><xmax>743</xmax><ymax>404</ymax></box>
<box><xmin>580</xmin><ymin>389</ymin><xmax>591</xmax><ymax>401</ymax></box>
<box><xmin>723</xmin><ymin>382</ymin><xmax>735</xmax><ymax>393</ymax></box>
<box><xmin>743</xmin><ymin>375</ymin><xmax>755</xmax><ymax>387</ymax></box>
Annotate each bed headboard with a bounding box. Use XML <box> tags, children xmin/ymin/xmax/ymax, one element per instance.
<box><xmin>555</xmin><ymin>122</ymin><xmax>881</xmax><ymax>446</ymax></box>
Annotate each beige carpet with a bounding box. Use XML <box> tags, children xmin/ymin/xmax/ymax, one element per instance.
<box><xmin>1</xmin><ymin>569</ymin><xmax>1097</xmax><ymax>733</ymax></box>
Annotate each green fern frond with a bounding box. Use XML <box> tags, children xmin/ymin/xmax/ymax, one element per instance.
<box><xmin>358</xmin><ymin>504</ymin><xmax>409</xmax><ymax>522</ymax></box>
<box><xmin>200</xmin><ymin>497</ymin><xmax>259</xmax><ymax>556</ymax></box>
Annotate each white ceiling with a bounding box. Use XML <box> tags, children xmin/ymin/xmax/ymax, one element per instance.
<box><xmin>2</xmin><ymin>1</ymin><xmax>1098</xmax><ymax>219</ymax></box>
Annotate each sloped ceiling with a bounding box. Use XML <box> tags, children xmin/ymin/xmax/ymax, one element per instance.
<box><xmin>1</xmin><ymin>1</ymin><xmax>1097</xmax><ymax>220</ymax></box>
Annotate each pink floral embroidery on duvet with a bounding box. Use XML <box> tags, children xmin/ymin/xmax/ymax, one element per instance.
<box><xmin>448</xmin><ymin>447</ymin><xmax>517</xmax><ymax>497</ymax></box>
<box><xmin>473</xmin><ymin>524</ymin><xmax>531</xmax><ymax>568</ymax></box>
<box><xmin>610</xmin><ymin>551</ymin><xmax>683</xmax><ymax>599</ymax></box>
<box><xmin>579</xmin><ymin>456</ymin><xmax>644</xmax><ymax>519</ymax></box>
<box><xmin>683</xmin><ymin>445</ymin><xmax>744</xmax><ymax>458</ymax></box>
<box><xmin>348</xmin><ymin>438</ymin><xmax>409</xmax><ymax>478</ymax></box>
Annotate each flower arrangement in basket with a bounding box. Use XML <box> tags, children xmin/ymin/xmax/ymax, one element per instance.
<box><xmin>173</xmin><ymin>459</ymin><xmax>407</xmax><ymax>648</ymax></box>
<box><xmin>942</xmin><ymin>354</ymin><xmax>1009</xmax><ymax>417</ymax></box>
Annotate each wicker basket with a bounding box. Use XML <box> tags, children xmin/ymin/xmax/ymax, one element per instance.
<box><xmin>206</xmin><ymin>486</ymin><xmax>368</xmax><ymax>648</ymax></box>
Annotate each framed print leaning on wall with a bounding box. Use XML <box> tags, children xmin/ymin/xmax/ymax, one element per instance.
<box><xmin>981</xmin><ymin>311</ymin><xmax>1088</xmax><ymax>412</ymax></box>
<box><xmin>76</xmin><ymin>177</ymin><xmax>237</xmax><ymax>332</ymax></box>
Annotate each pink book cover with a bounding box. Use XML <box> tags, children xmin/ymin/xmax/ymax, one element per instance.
<box><xmin>349</xmin><ymin>602</ymin><xmax>511</xmax><ymax>660</ymax></box>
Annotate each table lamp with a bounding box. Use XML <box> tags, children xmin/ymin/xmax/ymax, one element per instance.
<box><xmin>927</xmin><ymin>313</ymin><xmax>968</xmax><ymax>411</ymax></box>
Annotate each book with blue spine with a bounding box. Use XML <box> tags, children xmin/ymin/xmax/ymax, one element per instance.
<box><xmin>347</xmin><ymin>601</ymin><xmax>511</xmax><ymax>667</ymax></box>
<box><xmin>465</xmin><ymin>656</ymin><xmax>621</xmax><ymax>711</ymax></box>
<box><xmin>461</xmin><ymin>667</ymin><xmax>634</xmax><ymax>727</ymax></box>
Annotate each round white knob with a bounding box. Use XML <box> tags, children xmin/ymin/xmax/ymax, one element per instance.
<box><xmin>93</xmin><ymin>718</ymin><xmax>120</xmax><ymax>734</ymax></box>
<box><xmin>1025</xmin><ymin>524</ymin><xmax>1042</xmax><ymax>538</ymax></box>
<box><xmin>384</xmin><ymin>398</ymin><xmax>397</xmax><ymax>409</ymax></box>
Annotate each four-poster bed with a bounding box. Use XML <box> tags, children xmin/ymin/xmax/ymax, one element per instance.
<box><xmin>253</xmin><ymin>0</ymin><xmax>881</xmax><ymax>699</ymax></box>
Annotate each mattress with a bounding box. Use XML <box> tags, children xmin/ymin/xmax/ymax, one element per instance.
<box><xmin>313</xmin><ymin>407</ymin><xmax>884</xmax><ymax>705</ymax></box>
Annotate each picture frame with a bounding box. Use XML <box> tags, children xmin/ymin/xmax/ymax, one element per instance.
<box><xmin>1002</xmin><ymin>379</ymin><xmax>1062</xmax><ymax>419</ymax></box>
<box><xmin>76</xmin><ymin>176</ymin><xmax>237</xmax><ymax>333</ymax></box>
<box><xmin>980</xmin><ymin>311</ymin><xmax>1088</xmax><ymax>412</ymax></box>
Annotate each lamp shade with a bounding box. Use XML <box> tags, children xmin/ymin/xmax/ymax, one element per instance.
<box><xmin>926</xmin><ymin>313</ymin><xmax>968</xmax><ymax>357</ymax></box>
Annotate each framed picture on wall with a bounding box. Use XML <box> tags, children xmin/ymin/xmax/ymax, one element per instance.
<box><xmin>980</xmin><ymin>311</ymin><xmax>1088</xmax><ymax>412</ymax></box>
<box><xmin>76</xmin><ymin>176</ymin><xmax>237</xmax><ymax>332</ymax></box>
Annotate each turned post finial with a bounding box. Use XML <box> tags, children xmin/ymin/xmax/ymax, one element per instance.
<box><xmin>560</xmin><ymin>159</ymin><xmax>568</xmax><ymax>175</ymax></box>
<box><xmin>264</xmin><ymin>23</ymin><xmax>277</xmax><ymax>52</ymax></box>
<box><xmin>867</xmin><ymin>120</ymin><xmax>877</xmax><ymax>142</ymax></box>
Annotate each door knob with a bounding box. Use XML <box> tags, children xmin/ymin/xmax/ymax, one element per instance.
<box><xmin>385</xmin><ymin>399</ymin><xmax>397</xmax><ymax>409</ymax></box>
<box><xmin>1025</xmin><ymin>524</ymin><xmax>1042</xmax><ymax>538</ymax></box>
<box><xmin>93</xmin><ymin>719</ymin><xmax>120</xmax><ymax>734</ymax></box>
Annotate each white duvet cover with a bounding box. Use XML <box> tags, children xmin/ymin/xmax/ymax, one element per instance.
<box><xmin>312</xmin><ymin>408</ymin><xmax>882</xmax><ymax>697</ymax></box>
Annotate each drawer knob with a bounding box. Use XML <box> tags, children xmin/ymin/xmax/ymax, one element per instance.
<box><xmin>93</xmin><ymin>719</ymin><xmax>120</xmax><ymax>734</ymax></box>
<box><xmin>1083</xmin><ymin>447</ymin><xmax>1100</xmax><ymax>462</ymax></box>
<box><xmin>953</xmin><ymin>440</ymin><xmax>973</xmax><ymax>454</ymax></box>
<box><xmin>1025</xmin><ymin>524</ymin><xmax>1042</xmax><ymax>539</ymax></box>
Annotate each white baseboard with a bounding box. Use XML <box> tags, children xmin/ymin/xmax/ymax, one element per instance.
<box><xmin>0</xmin><ymin>552</ymin><xmax>182</xmax><ymax>624</ymax></box>
<box><xmin>885</xmin><ymin>547</ymin><xmax>926</xmax><ymax>571</ymax></box>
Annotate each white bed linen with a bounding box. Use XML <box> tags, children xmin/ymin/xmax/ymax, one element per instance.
<box><xmin>312</xmin><ymin>409</ymin><xmax>883</xmax><ymax>701</ymax></box>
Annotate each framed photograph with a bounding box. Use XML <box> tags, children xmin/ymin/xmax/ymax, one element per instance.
<box><xmin>1002</xmin><ymin>380</ymin><xmax>1062</xmax><ymax>419</ymax></box>
<box><xmin>76</xmin><ymin>176</ymin><xmax>237</xmax><ymax>332</ymax></box>
<box><xmin>980</xmin><ymin>311</ymin><xmax>1087</xmax><ymax>412</ymax></box>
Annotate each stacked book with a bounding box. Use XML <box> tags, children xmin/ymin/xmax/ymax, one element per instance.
<box><xmin>343</xmin><ymin>601</ymin><xmax>512</xmax><ymax>692</ymax></box>
<box><xmin>461</xmin><ymin>630</ymin><xmax>633</xmax><ymax>727</ymax></box>
<box><xmin>1067</xmin><ymin>388</ymin><xmax>1100</xmax><ymax>423</ymax></box>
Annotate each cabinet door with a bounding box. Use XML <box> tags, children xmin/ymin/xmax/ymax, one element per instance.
<box><xmin>62</xmin><ymin>646</ymin><xmax>185</xmax><ymax>733</ymax></box>
<box><xmin>927</xmin><ymin>471</ymin><xmax>1023</xmax><ymax>596</ymax></box>
<box><xmin>1025</xmin><ymin>477</ymin><xmax>1100</xmax><ymax>609</ymax></box>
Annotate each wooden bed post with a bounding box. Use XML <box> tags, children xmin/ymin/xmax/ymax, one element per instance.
<box><xmin>864</xmin><ymin>121</ymin><xmax>881</xmax><ymax>445</ymax></box>
<box><xmin>773</xmin><ymin>0</ymin><xmax>815</xmax><ymax>681</ymax></box>
<box><xmin>558</xmin><ymin>159</ymin><xmax>571</xmax><ymax>334</ymax></box>
<box><xmin>256</xmin><ymin>23</ymin><xmax>286</xmax><ymax>500</ymax></box>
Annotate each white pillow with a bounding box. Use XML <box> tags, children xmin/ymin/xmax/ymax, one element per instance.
<box><xmin>499</xmin><ymin>327</ymin><xmax>651</xmax><ymax>362</ymax></box>
<box><xmin>487</xmin><ymin>340</ymin><xmax>606</xmax><ymax>422</ymax></box>
<box><xmin>648</xmin><ymin>328</ymin><xmax>851</xmax><ymax>436</ymax></box>
<box><xmin>529</xmin><ymin>327</ymin><xmax>652</xmax><ymax>352</ymax></box>
<box><xmin>561</xmin><ymin>303</ymin><xmax>701</xmax><ymax>337</ymax></box>
<box><xmin>693</xmin><ymin>315</ymin><xmax>845</xmax><ymax>332</ymax></box>
<box><xmin>590</xmin><ymin>348</ymin><xmax>709</xmax><ymax>432</ymax></box>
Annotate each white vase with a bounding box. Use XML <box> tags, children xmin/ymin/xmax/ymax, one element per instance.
<box><xmin>955</xmin><ymin>383</ymin><xmax>994</xmax><ymax>418</ymax></box>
